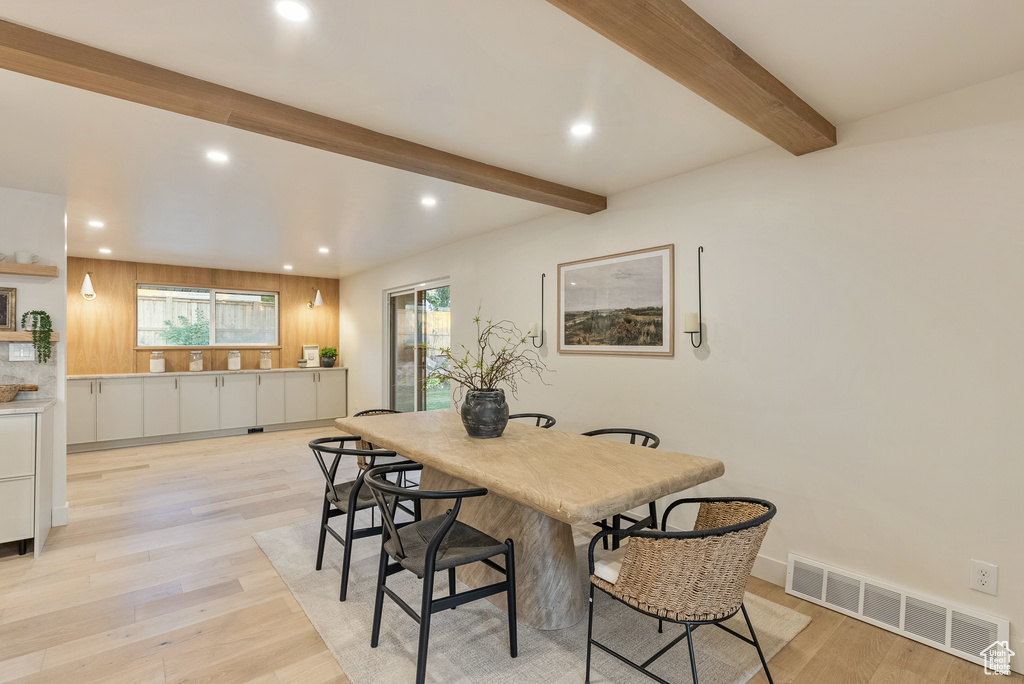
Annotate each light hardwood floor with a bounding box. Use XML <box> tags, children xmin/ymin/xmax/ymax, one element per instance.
<box><xmin>0</xmin><ymin>428</ymin><xmax>1017</xmax><ymax>683</ymax></box>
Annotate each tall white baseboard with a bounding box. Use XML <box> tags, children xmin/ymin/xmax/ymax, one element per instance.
<box><xmin>752</xmin><ymin>553</ymin><xmax>787</xmax><ymax>586</ymax></box>
<box><xmin>52</xmin><ymin>502</ymin><xmax>68</xmax><ymax>526</ymax></box>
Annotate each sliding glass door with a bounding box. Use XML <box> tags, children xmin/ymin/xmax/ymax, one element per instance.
<box><xmin>388</xmin><ymin>282</ymin><xmax>450</xmax><ymax>412</ymax></box>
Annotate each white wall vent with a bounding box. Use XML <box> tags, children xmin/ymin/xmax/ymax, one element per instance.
<box><xmin>786</xmin><ymin>553</ymin><xmax>1008</xmax><ymax>667</ymax></box>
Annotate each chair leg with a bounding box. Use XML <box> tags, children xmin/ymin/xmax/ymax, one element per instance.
<box><xmin>648</xmin><ymin>501</ymin><xmax>658</xmax><ymax>530</ymax></box>
<box><xmin>448</xmin><ymin>567</ymin><xmax>457</xmax><ymax>609</ymax></box>
<box><xmin>601</xmin><ymin>520</ymin><xmax>609</xmax><ymax>550</ymax></box>
<box><xmin>416</xmin><ymin>571</ymin><xmax>435</xmax><ymax>684</ymax></box>
<box><xmin>658</xmin><ymin>618</ymin><xmax>663</xmax><ymax>634</ymax></box>
<box><xmin>339</xmin><ymin>509</ymin><xmax>358</xmax><ymax>602</ymax></box>
<box><xmin>611</xmin><ymin>514</ymin><xmax>622</xmax><ymax>550</ymax></box>
<box><xmin>505</xmin><ymin>539</ymin><xmax>518</xmax><ymax>658</ymax></box>
<box><xmin>585</xmin><ymin>583</ymin><xmax>595</xmax><ymax>684</ymax></box>
<box><xmin>370</xmin><ymin>547</ymin><xmax>389</xmax><ymax>648</ymax></box>
<box><xmin>685</xmin><ymin>623</ymin><xmax>699</xmax><ymax>684</ymax></box>
<box><xmin>741</xmin><ymin>603</ymin><xmax>774</xmax><ymax>684</ymax></box>
<box><xmin>315</xmin><ymin>497</ymin><xmax>330</xmax><ymax>571</ymax></box>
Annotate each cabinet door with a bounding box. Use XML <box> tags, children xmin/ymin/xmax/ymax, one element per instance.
<box><xmin>179</xmin><ymin>375</ymin><xmax>220</xmax><ymax>433</ymax></box>
<box><xmin>67</xmin><ymin>379</ymin><xmax>97</xmax><ymax>444</ymax></box>
<box><xmin>220</xmin><ymin>374</ymin><xmax>257</xmax><ymax>429</ymax></box>
<box><xmin>144</xmin><ymin>376</ymin><xmax>180</xmax><ymax>437</ymax></box>
<box><xmin>0</xmin><ymin>477</ymin><xmax>34</xmax><ymax>544</ymax></box>
<box><xmin>0</xmin><ymin>414</ymin><xmax>36</xmax><ymax>478</ymax></box>
<box><xmin>316</xmin><ymin>370</ymin><xmax>348</xmax><ymax>420</ymax></box>
<box><xmin>284</xmin><ymin>371</ymin><xmax>317</xmax><ymax>423</ymax></box>
<box><xmin>256</xmin><ymin>373</ymin><xmax>285</xmax><ymax>426</ymax></box>
<box><xmin>96</xmin><ymin>377</ymin><xmax>144</xmax><ymax>442</ymax></box>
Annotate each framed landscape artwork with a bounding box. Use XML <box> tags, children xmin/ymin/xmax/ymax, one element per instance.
<box><xmin>558</xmin><ymin>245</ymin><xmax>674</xmax><ymax>356</ymax></box>
<box><xmin>0</xmin><ymin>287</ymin><xmax>15</xmax><ymax>331</ymax></box>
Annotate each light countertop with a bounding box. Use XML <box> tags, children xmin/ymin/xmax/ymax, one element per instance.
<box><xmin>69</xmin><ymin>367</ymin><xmax>347</xmax><ymax>380</ymax></box>
<box><xmin>0</xmin><ymin>399</ymin><xmax>55</xmax><ymax>415</ymax></box>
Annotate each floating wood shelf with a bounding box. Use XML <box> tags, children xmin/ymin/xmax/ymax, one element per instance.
<box><xmin>0</xmin><ymin>332</ymin><xmax>61</xmax><ymax>342</ymax></box>
<box><xmin>0</xmin><ymin>262</ymin><xmax>60</xmax><ymax>278</ymax></box>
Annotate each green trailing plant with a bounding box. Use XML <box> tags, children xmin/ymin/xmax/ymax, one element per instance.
<box><xmin>430</xmin><ymin>309</ymin><xmax>550</xmax><ymax>404</ymax></box>
<box><xmin>320</xmin><ymin>346</ymin><xmax>338</xmax><ymax>359</ymax></box>
<box><xmin>20</xmin><ymin>310</ymin><xmax>53</xmax><ymax>363</ymax></box>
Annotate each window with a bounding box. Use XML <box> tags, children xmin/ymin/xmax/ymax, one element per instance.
<box><xmin>137</xmin><ymin>285</ymin><xmax>278</xmax><ymax>346</ymax></box>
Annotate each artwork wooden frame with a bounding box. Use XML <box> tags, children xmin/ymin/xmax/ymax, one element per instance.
<box><xmin>558</xmin><ymin>245</ymin><xmax>673</xmax><ymax>356</ymax></box>
<box><xmin>302</xmin><ymin>344</ymin><xmax>320</xmax><ymax>368</ymax></box>
<box><xmin>0</xmin><ymin>287</ymin><xmax>15</xmax><ymax>331</ymax></box>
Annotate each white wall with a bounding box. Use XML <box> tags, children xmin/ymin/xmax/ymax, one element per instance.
<box><xmin>341</xmin><ymin>69</ymin><xmax>1024</xmax><ymax>657</ymax></box>
<box><xmin>0</xmin><ymin>186</ymin><xmax>68</xmax><ymax>526</ymax></box>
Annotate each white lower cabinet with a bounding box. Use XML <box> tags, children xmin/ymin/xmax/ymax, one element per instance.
<box><xmin>67</xmin><ymin>379</ymin><xmax>98</xmax><ymax>444</ymax></box>
<box><xmin>68</xmin><ymin>369</ymin><xmax>346</xmax><ymax>448</ymax></box>
<box><xmin>284</xmin><ymin>371</ymin><xmax>318</xmax><ymax>423</ymax></box>
<box><xmin>317</xmin><ymin>370</ymin><xmax>348</xmax><ymax>420</ymax></box>
<box><xmin>220</xmin><ymin>374</ymin><xmax>257</xmax><ymax>429</ymax></box>
<box><xmin>96</xmin><ymin>377</ymin><xmax>144</xmax><ymax>442</ymax></box>
<box><xmin>0</xmin><ymin>477</ymin><xmax>34</xmax><ymax>543</ymax></box>
<box><xmin>144</xmin><ymin>376</ymin><xmax>180</xmax><ymax>437</ymax></box>
<box><xmin>257</xmin><ymin>373</ymin><xmax>285</xmax><ymax>425</ymax></box>
<box><xmin>0</xmin><ymin>405</ymin><xmax>53</xmax><ymax>556</ymax></box>
<box><xmin>179</xmin><ymin>374</ymin><xmax>220</xmax><ymax>433</ymax></box>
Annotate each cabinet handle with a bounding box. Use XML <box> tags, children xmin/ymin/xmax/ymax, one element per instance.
<box><xmin>89</xmin><ymin>381</ymin><xmax>93</xmax><ymax>394</ymax></box>
<box><xmin>98</xmin><ymin>381</ymin><xmax>102</xmax><ymax>393</ymax></box>
<box><xmin>258</xmin><ymin>375</ymin><xmax>261</xmax><ymax>386</ymax></box>
<box><xmin>174</xmin><ymin>378</ymin><xmax>178</xmax><ymax>390</ymax></box>
<box><xmin>215</xmin><ymin>377</ymin><xmax>218</xmax><ymax>388</ymax></box>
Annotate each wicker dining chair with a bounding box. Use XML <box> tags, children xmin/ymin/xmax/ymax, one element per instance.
<box><xmin>582</xmin><ymin>428</ymin><xmax>661</xmax><ymax>550</ymax></box>
<box><xmin>365</xmin><ymin>462</ymin><xmax>518</xmax><ymax>684</ymax></box>
<box><xmin>586</xmin><ymin>497</ymin><xmax>778</xmax><ymax>684</ymax></box>
<box><xmin>508</xmin><ymin>412</ymin><xmax>556</xmax><ymax>428</ymax></box>
<box><xmin>309</xmin><ymin>436</ymin><xmax>414</xmax><ymax>601</ymax></box>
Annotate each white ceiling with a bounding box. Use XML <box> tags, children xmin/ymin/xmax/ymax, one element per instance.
<box><xmin>1</xmin><ymin>0</ymin><xmax>1023</xmax><ymax>277</ymax></box>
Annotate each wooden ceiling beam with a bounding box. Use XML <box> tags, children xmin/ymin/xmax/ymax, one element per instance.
<box><xmin>0</xmin><ymin>19</ymin><xmax>607</xmax><ymax>214</ymax></box>
<box><xmin>546</xmin><ymin>0</ymin><xmax>836</xmax><ymax>155</ymax></box>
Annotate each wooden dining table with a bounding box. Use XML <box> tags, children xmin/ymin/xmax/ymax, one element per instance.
<box><xmin>335</xmin><ymin>410</ymin><xmax>725</xmax><ymax>630</ymax></box>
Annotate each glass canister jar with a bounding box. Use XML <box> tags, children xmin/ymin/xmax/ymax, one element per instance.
<box><xmin>189</xmin><ymin>350</ymin><xmax>203</xmax><ymax>372</ymax></box>
<box><xmin>149</xmin><ymin>350</ymin><xmax>165</xmax><ymax>373</ymax></box>
<box><xmin>259</xmin><ymin>350</ymin><xmax>272</xmax><ymax>370</ymax></box>
<box><xmin>227</xmin><ymin>350</ymin><xmax>241</xmax><ymax>371</ymax></box>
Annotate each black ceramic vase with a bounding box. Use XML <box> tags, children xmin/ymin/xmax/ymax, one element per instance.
<box><xmin>320</xmin><ymin>357</ymin><xmax>337</xmax><ymax>368</ymax></box>
<box><xmin>460</xmin><ymin>389</ymin><xmax>509</xmax><ymax>439</ymax></box>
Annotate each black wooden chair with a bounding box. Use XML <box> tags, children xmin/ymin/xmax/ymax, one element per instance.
<box><xmin>352</xmin><ymin>408</ymin><xmax>416</xmax><ymax>489</ymax></box>
<box><xmin>586</xmin><ymin>498</ymin><xmax>777</xmax><ymax>683</ymax></box>
<box><xmin>309</xmin><ymin>436</ymin><xmax>411</xmax><ymax>601</ymax></box>
<box><xmin>508</xmin><ymin>412</ymin><xmax>556</xmax><ymax>428</ymax></box>
<box><xmin>365</xmin><ymin>462</ymin><xmax>518</xmax><ymax>684</ymax></box>
<box><xmin>582</xmin><ymin>428</ymin><xmax>661</xmax><ymax>550</ymax></box>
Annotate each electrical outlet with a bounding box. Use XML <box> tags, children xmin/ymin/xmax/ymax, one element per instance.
<box><xmin>970</xmin><ymin>559</ymin><xmax>998</xmax><ymax>595</ymax></box>
<box><xmin>8</xmin><ymin>342</ymin><xmax>33</xmax><ymax>361</ymax></box>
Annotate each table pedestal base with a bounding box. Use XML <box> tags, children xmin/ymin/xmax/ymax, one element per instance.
<box><xmin>420</xmin><ymin>466</ymin><xmax>587</xmax><ymax>631</ymax></box>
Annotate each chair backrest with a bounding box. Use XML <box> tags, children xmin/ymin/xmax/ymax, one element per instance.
<box><xmin>582</xmin><ymin>427</ymin><xmax>660</xmax><ymax>449</ymax></box>
<box><xmin>594</xmin><ymin>497</ymin><xmax>776</xmax><ymax>622</ymax></box>
<box><xmin>351</xmin><ymin>409</ymin><xmax>402</xmax><ymax>463</ymax></box>
<box><xmin>365</xmin><ymin>463</ymin><xmax>487</xmax><ymax>564</ymax></box>
<box><xmin>508</xmin><ymin>412</ymin><xmax>556</xmax><ymax>429</ymax></box>
<box><xmin>308</xmin><ymin>436</ymin><xmax>397</xmax><ymax>492</ymax></box>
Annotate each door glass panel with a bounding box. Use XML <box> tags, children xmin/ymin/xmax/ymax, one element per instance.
<box><xmin>390</xmin><ymin>292</ymin><xmax>417</xmax><ymax>412</ymax></box>
<box><xmin>420</xmin><ymin>286</ymin><xmax>451</xmax><ymax>411</ymax></box>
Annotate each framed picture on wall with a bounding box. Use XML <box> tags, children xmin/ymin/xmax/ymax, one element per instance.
<box><xmin>557</xmin><ymin>245</ymin><xmax>674</xmax><ymax>356</ymax></box>
<box><xmin>0</xmin><ymin>287</ymin><xmax>15</xmax><ymax>331</ymax></box>
<box><xmin>302</xmin><ymin>344</ymin><xmax>320</xmax><ymax>367</ymax></box>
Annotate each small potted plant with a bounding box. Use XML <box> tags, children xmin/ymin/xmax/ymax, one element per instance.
<box><xmin>431</xmin><ymin>311</ymin><xmax>549</xmax><ymax>439</ymax></box>
<box><xmin>21</xmin><ymin>310</ymin><xmax>54</xmax><ymax>364</ymax></box>
<box><xmin>319</xmin><ymin>347</ymin><xmax>338</xmax><ymax>368</ymax></box>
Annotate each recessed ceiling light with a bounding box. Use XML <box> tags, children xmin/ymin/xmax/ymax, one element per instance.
<box><xmin>283</xmin><ymin>264</ymin><xmax>293</xmax><ymax>270</ymax></box>
<box><xmin>88</xmin><ymin>220</ymin><xmax>105</xmax><ymax>228</ymax></box>
<box><xmin>206</xmin><ymin>150</ymin><xmax>229</xmax><ymax>163</ymax></box>
<box><xmin>275</xmin><ymin>1</ymin><xmax>311</xmax><ymax>22</ymax></box>
<box><xmin>318</xmin><ymin>247</ymin><xmax>329</xmax><ymax>254</ymax></box>
<box><xmin>570</xmin><ymin>123</ymin><xmax>593</xmax><ymax>137</ymax></box>
<box><xmin>421</xmin><ymin>196</ymin><xmax>437</xmax><ymax>207</ymax></box>
<box><xmin>99</xmin><ymin>247</ymin><xmax>112</xmax><ymax>254</ymax></box>
<box><xmin>570</xmin><ymin>282</ymin><xmax>576</xmax><ymax>286</ymax></box>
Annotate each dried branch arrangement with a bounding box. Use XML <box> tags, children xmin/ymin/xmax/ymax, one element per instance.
<box><xmin>431</xmin><ymin>311</ymin><xmax>550</xmax><ymax>401</ymax></box>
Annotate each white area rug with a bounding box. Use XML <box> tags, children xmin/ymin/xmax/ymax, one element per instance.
<box><xmin>254</xmin><ymin>515</ymin><xmax>810</xmax><ymax>684</ymax></box>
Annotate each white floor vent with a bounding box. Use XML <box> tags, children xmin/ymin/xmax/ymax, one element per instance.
<box><xmin>786</xmin><ymin>554</ymin><xmax>1008</xmax><ymax>668</ymax></box>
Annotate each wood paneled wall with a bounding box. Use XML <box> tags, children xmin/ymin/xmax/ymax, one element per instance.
<box><xmin>67</xmin><ymin>258</ymin><xmax>339</xmax><ymax>376</ymax></box>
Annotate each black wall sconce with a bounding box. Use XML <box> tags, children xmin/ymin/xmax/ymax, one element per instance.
<box><xmin>528</xmin><ymin>272</ymin><xmax>545</xmax><ymax>348</ymax></box>
<box><xmin>683</xmin><ymin>246</ymin><xmax>703</xmax><ymax>347</ymax></box>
